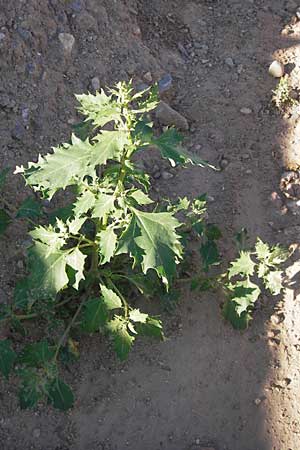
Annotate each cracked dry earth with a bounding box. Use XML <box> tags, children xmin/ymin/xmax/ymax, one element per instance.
<box><xmin>1</xmin><ymin>1</ymin><xmax>300</xmax><ymax>449</ymax></box>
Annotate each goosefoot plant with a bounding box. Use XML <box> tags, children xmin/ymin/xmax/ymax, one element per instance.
<box><xmin>0</xmin><ymin>82</ymin><xmax>289</xmax><ymax>410</ymax></box>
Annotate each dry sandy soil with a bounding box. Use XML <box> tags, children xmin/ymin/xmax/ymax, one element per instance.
<box><xmin>1</xmin><ymin>0</ymin><xmax>300</xmax><ymax>449</ymax></box>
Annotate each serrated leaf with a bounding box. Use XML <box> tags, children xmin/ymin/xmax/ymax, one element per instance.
<box><xmin>200</xmin><ymin>240</ymin><xmax>220</xmax><ymax>272</ymax></box>
<box><xmin>227</xmin><ymin>279</ymin><xmax>261</xmax><ymax>316</ymax></box>
<box><xmin>67</xmin><ymin>217</ymin><xmax>86</xmax><ymax>235</ymax></box>
<box><xmin>135</xmin><ymin>317</ymin><xmax>164</xmax><ymax>339</ymax></box>
<box><xmin>76</xmin><ymin>90</ymin><xmax>121</xmax><ymax>128</ymax></box>
<box><xmin>92</xmin><ymin>130</ymin><xmax>127</xmax><ymax>167</ymax></box>
<box><xmin>47</xmin><ymin>378</ymin><xmax>74</xmax><ymax>411</ymax></box>
<box><xmin>92</xmin><ymin>192</ymin><xmax>115</xmax><ymax>219</ymax></box>
<box><xmin>116</xmin><ymin>214</ymin><xmax>144</xmax><ymax>267</ymax></box>
<box><xmin>228</xmin><ymin>251</ymin><xmax>255</xmax><ymax>279</ymax></box>
<box><xmin>81</xmin><ymin>298</ymin><xmax>108</xmax><ymax>332</ymax></box>
<box><xmin>153</xmin><ymin>128</ymin><xmax>215</xmax><ymax>169</ymax></box>
<box><xmin>222</xmin><ymin>299</ymin><xmax>251</xmax><ymax>330</ymax></box>
<box><xmin>255</xmin><ymin>238</ymin><xmax>270</xmax><ymax>261</ymax></box>
<box><xmin>264</xmin><ymin>270</ymin><xmax>283</xmax><ymax>295</ymax></box>
<box><xmin>118</xmin><ymin>208</ymin><xmax>182</xmax><ymax>286</ymax></box>
<box><xmin>14</xmin><ymin>242</ymin><xmax>69</xmax><ymax>307</ymax></box>
<box><xmin>19</xmin><ymin>340</ymin><xmax>55</xmax><ymax>367</ymax></box>
<box><xmin>257</xmin><ymin>262</ymin><xmax>269</xmax><ymax>278</ymax></box>
<box><xmin>128</xmin><ymin>189</ymin><xmax>153</xmax><ymax>205</ymax></box>
<box><xmin>0</xmin><ymin>209</ymin><xmax>11</xmax><ymax>235</ymax></box>
<box><xmin>0</xmin><ymin>340</ymin><xmax>16</xmax><ymax>379</ymax></box>
<box><xmin>73</xmin><ymin>190</ymin><xmax>96</xmax><ymax>216</ymax></box>
<box><xmin>66</xmin><ymin>247</ymin><xmax>86</xmax><ymax>289</ymax></box>
<box><xmin>268</xmin><ymin>246</ymin><xmax>290</xmax><ymax>266</ymax></box>
<box><xmin>16</xmin><ymin>197</ymin><xmax>42</xmax><ymax>219</ymax></box>
<box><xmin>129</xmin><ymin>309</ymin><xmax>148</xmax><ymax>323</ymax></box>
<box><xmin>98</xmin><ymin>227</ymin><xmax>117</xmax><ymax>264</ymax></box>
<box><xmin>30</xmin><ymin>225</ymin><xmax>65</xmax><ymax>254</ymax></box>
<box><xmin>107</xmin><ymin>317</ymin><xmax>134</xmax><ymax>360</ymax></box>
<box><xmin>21</xmin><ymin>135</ymin><xmax>95</xmax><ymax>198</ymax></box>
<box><xmin>100</xmin><ymin>284</ymin><xmax>122</xmax><ymax>310</ymax></box>
<box><xmin>0</xmin><ymin>167</ymin><xmax>10</xmax><ymax>191</ymax></box>
<box><xmin>134</xmin><ymin>85</ymin><xmax>159</xmax><ymax>113</ymax></box>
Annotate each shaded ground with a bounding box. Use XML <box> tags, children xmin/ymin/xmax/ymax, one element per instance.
<box><xmin>1</xmin><ymin>1</ymin><xmax>300</xmax><ymax>449</ymax></box>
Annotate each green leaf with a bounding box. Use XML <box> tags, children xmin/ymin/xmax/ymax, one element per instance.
<box><xmin>222</xmin><ymin>299</ymin><xmax>251</xmax><ymax>330</ymax></box>
<box><xmin>227</xmin><ymin>279</ymin><xmax>261</xmax><ymax>316</ymax></box>
<box><xmin>0</xmin><ymin>167</ymin><xmax>10</xmax><ymax>191</ymax></box>
<box><xmin>228</xmin><ymin>251</ymin><xmax>256</xmax><ymax>279</ymax></box>
<box><xmin>0</xmin><ymin>340</ymin><xmax>16</xmax><ymax>379</ymax></box>
<box><xmin>19</xmin><ymin>340</ymin><xmax>55</xmax><ymax>367</ymax></box>
<box><xmin>92</xmin><ymin>192</ymin><xmax>115</xmax><ymax>219</ymax></box>
<box><xmin>92</xmin><ymin>130</ymin><xmax>127</xmax><ymax>167</ymax></box>
<box><xmin>19</xmin><ymin>135</ymin><xmax>96</xmax><ymax>198</ymax></box>
<box><xmin>98</xmin><ymin>227</ymin><xmax>117</xmax><ymax>264</ymax></box>
<box><xmin>47</xmin><ymin>378</ymin><xmax>74</xmax><ymax>411</ymax></box>
<box><xmin>30</xmin><ymin>225</ymin><xmax>66</xmax><ymax>256</ymax></box>
<box><xmin>135</xmin><ymin>317</ymin><xmax>164</xmax><ymax>339</ymax></box>
<box><xmin>128</xmin><ymin>189</ymin><xmax>153</xmax><ymax>205</ymax></box>
<box><xmin>116</xmin><ymin>214</ymin><xmax>144</xmax><ymax>267</ymax></box>
<box><xmin>0</xmin><ymin>209</ymin><xmax>11</xmax><ymax>235</ymax></box>
<box><xmin>255</xmin><ymin>238</ymin><xmax>270</xmax><ymax>261</ymax></box>
<box><xmin>200</xmin><ymin>240</ymin><xmax>220</xmax><ymax>272</ymax></box>
<box><xmin>49</xmin><ymin>204</ymin><xmax>74</xmax><ymax>224</ymax></box>
<box><xmin>107</xmin><ymin>316</ymin><xmax>134</xmax><ymax>360</ymax></box>
<box><xmin>72</xmin><ymin>120</ymin><xmax>93</xmax><ymax>141</ymax></box>
<box><xmin>73</xmin><ymin>190</ymin><xmax>96</xmax><ymax>217</ymax></box>
<box><xmin>18</xmin><ymin>369</ymin><xmax>43</xmax><ymax>409</ymax></box>
<box><xmin>205</xmin><ymin>224</ymin><xmax>222</xmax><ymax>241</ymax></box>
<box><xmin>134</xmin><ymin>85</ymin><xmax>159</xmax><ymax>113</ymax></box>
<box><xmin>76</xmin><ymin>90</ymin><xmax>121</xmax><ymax>128</ymax></box>
<box><xmin>14</xmin><ymin>242</ymin><xmax>69</xmax><ymax>307</ymax></box>
<box><xmin>118</xmin><ymin>208</ymin><xmax>182</xmax><ymax>286</ymax></box>
<box><xmin>100</xmin><ymin>284</ymin><xmax>122</xmax><ymax>310</ymax></box>
<box><xmin>129</xmin><ymin>309</ymin><xmax>148</xmax><ymax>323</ymax></box>
<box><xmin>67</xmin><ymin>217</ymin><xmax>86</xmax><ymax>235</ymax></box>
<box><xmin>264</xmin><ymin>270</ymin><xmax>283</xmax><ymax>295</ymax></box>
<box><xmin>66</xmin><ymin>247</ymin><xmax>86</xmax><ymax>289</ymax></box>
<box><xmin>153</xmin><ymin>128</ymin><xmax>215</xmax><ymax>169</ymax></box>
<box><xmin>81</xmin><ymin>298</ymin><xmax>108</xmax><ymax>332</ymax></box>
<box><xmin>16</xmin><ymin>197</ymin><xmax>42</xmax><ymax>219</ymax></box>
<box><xmin>268</xmin><ymin>246</ymin><xmax>290</xmax><ymax>266</ymax></box>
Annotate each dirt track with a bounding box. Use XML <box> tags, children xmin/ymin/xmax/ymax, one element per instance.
<box><xmin>1</xmin><ymin>1</ymin><xmax>300</xmax><ymax>449</ymax></box>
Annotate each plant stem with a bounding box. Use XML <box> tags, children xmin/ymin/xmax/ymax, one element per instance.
<box><xmin>53</xmin><ymin>296</ymin><xmax>87</xmax><ymax>360</ymax></box>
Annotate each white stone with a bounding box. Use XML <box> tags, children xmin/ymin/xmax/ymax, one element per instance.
<box><xmin>240</xmin><ymin>107</ymin><xmax>252</xmax><ymax>115</ymax></box>
<box><xmin>269</xmin><ymin>60</ymin><xmax>285</xmax><ymax>78</ymax></box>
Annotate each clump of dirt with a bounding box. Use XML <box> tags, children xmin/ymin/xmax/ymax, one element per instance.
<box><xmin>1</xmin><ymin>1</ymin><xmax>300</xmax><ymax>450</ymax></box>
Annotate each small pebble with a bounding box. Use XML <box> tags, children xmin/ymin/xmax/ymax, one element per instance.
<box><xmin>254</xmin><ymin>398</ymin><xmax>262</xmax><ymax>405</ymax></box>
<box><xmin>240</xmin><ymin>107</ymin><xmax>252</xmax><ymax>115</ymax></box>
<box><xmin>219</xmin><ymin>158</ymin><xmax>229</xmax><ymax>170</ymax></box>
<box><xmin>158</xmin><ymin>73</ymin><xmax>173</xmax><ymax>93</ymax></box>
<box><xmin>58</xmin><ymin>33</ymin><xmax>75</xmax><ymax>53</ymax></box>
<box><xmin>269</xmin><ymin>60</ymin><xmax>285</xmax><ymax>78</ymax></box>
<box><xmin>225</xmin><ymin>57</ymin><xmax>234</xmax><ymax>68</ymax></box>
<box><xmin>143</xmin><ymin>71</ymin><xmax>152</xmax><ymax>83</ymax></box>
<box><xmin>91</xmin><ymin>76</ymin><xmax>100</xmax><ymax>91</ymax></box>
<box><xmin>162</xmin><ymin>171</ymin><xmax>174</xmax><ymax>180</ymax></box>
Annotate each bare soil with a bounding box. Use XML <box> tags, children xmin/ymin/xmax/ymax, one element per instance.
<box><xmin>1</xmin><ymin>1</ymin><xmax>300</xmax><ymax>449</ymax></box>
